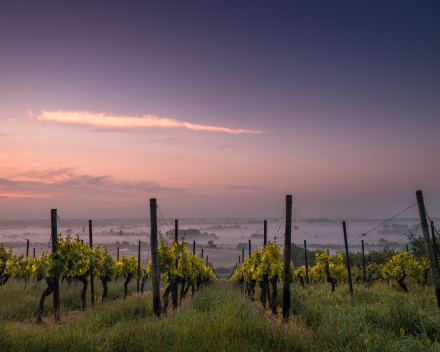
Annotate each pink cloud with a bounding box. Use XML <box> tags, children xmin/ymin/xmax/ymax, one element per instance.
<box><xmin>0</xmin><ymin>166</ymin><xmax>187</xmax><ymax>203</ymax></box>
<box><xmin>0</xmin><ymin>193</ymin><xmax>54</xmax><ymax>199</ymax></box>
<box><xmin>36</xmin><ymin>110</ymin><xmax>262</xmax><ymax>134</ymax></box>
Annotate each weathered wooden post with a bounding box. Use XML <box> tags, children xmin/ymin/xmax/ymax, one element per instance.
<box><xmin>343</xmin><ymin>221</ymin><xmax>353</xmax><ymax>298</ymax></box>
<box><xmin>304</xmin><ymin>240</ymin><xmax>309</xmax><ymax>284</ymax></box>
<box><xmin>264</xmin><ymin>220</ymin><xmax>267</xmax><ymax>245</ymax></box>
<box><xmin>89</xmin><ymin>220</ymin><xmax>95</xmax><ymax>305</ymax></box>
<box><xmin>416</xmin><ymin>191</ymin><xmax>440</xmax><ymax>308</ymax></box>
<box><xmin>51</xmin><ymin>209</ymin><xmax>60</xmax><ymax>320</ymax></box>
<box><xmin>262</xmin><ymin>219</ymin><xmax>269</xmax><ymax>307</ymax></box>
<box><xmin>150</xmin><ymin>198</ymin><xmax>161</xmax><ymax>316</ymax></box>
<box><xmin>33</xmin><ymin>248</ymin><xmax>35</xmax><ymax>258</ymax></box>
<box><xmin>201</xmin><ymin>248</ymin><xmax>203</xmax><ymax>259</ymax></box>
<box><xmin>242</xmin><ymin>248</ymin><xmax>245</xmax><ymax>262</ymax></box>
<box><xmin>206</xmin><ymin>256</ymin><xmax>208</xmax><ymax>267</ymax></box>
<box><xmin>282</xmin><ymin>195</ymin><xmax>292</xmax><ymax>320</ymax></box>
<box><xmin>362</xmin><ymin>239</ymin><xmax>366</xmax><ymax>284</ymax></box>
<box><xmin>327</xmin><ymin>249</ymin><xmax>329</xmax><ymax>255</ymax></box>
<box><xmin>406</xmin><ymin>244</ymin><xmax>409</xmax><ymax>253</ymax></box>
<box><xmin>431</xmin><ymin>221</ymin><xmax>439</xmax><ymax>270</ymax></box>
<box><xmin>137</xmin><ymin>240</ymin><xmax>141</xmax><ymax>293</ymax></box>
<box><xmin>175</xmin><ymin>219</ymin><xmax>178</xmax><ymax>268</ymax></box>
<box><xmin>192</xmin><ymin>240</ymin><xmax>195</xmax><ymax>297</ymax></box>
<box><xmin>249</xmin><ymin>240</ymin><xmax>251</xmax><ymax>256</ymax></box>
<box><xmin>172</xmin><ymin>221</ymin><xmax>179</xmax><ymax>309</ymax></box>
<box><xmin>26</xmin><ymin>239</ymin><xmax>29</xmax><ymax>257</ymax></box>
<box><xmin>117</xmin><ymin>247</ymin><xmax>119</xmax><ymax>262</ymax></box>
<box><xmin>81</xmin><ymin>240</ymin><xmax>83</xmax><ymax>245</ymax></box>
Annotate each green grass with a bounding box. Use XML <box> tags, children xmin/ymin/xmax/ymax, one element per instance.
<box><xmin>0</xmin><ymin>277</ymin><xmax>152</xmax><ymax>322</ymax></box>
<box><xmin>0</xmin><ymin>281</ymin><xmax>304</xmax><ymax>352</ymax></box>
<box><xmin>255</xmin><ymin>279</ymin><xmax>440</xmax><ymax>351</ymax></box>
<box><xmin>2</xmin><ymin>279</ymin><xmax>440</xmax><ymax>351</ymax></box>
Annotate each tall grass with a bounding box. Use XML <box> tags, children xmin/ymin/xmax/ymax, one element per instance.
<box><xmin>2</xmin><ymin>279</ymin><xmax>440</xmax><ymax>351</ymax></box>
<box><xmin>0</xmin><ymin>281</ymin><xmax>304</xmax><ymax>352</ymax></box>
<box><xmin>0</xmin><ymin>277</ymin><xmax>151</xmax><ymax>322</ymax></box>
<box><xmin>254</xmin><ymin>280</ymin><xmax>440</xmax><ymax>351</ymax></box>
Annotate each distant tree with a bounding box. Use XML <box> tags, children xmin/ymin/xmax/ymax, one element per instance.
<box><xmin>236</xmin><ymin>243</ymin><xmax>248</xmax><ymax>250</ymax></box>
<box><xmin>207</xmin><ymin>240</ymin><xmax>217</xmax><ymax>248</ymax></box>
<box><xmin>348</xmin><ymin>247</ymin><xmax>396</xmax><ymax>266</ymax></box>
<box><xmin>407</xmin><ymin>233</ymin><xmax>428</xmax><ymax>260</ymax></box>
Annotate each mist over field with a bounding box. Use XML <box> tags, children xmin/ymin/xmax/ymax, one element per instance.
<box><xmin>1</xmin><ymin>214</ymin><xmax>433</xmax><ymax>268</ymax></box>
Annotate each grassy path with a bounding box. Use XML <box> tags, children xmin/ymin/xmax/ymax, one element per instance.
<box><xmin>3</xmin><ymin>281</ymin><xmax>440</xmax><ymax>351</ymax></box>
<box><xmin>0</xmin><ymin>281</ymin><xmax>303</xmax><ymax>352</ymax></box>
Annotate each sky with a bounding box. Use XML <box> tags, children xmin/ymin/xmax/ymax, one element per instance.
<box><xmin>1</xmin><ymin>1</ymin><xmax>439</xmax><ymax>220</ymax></box>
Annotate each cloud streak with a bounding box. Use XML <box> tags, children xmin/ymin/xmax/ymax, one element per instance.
<box><xmin>0</xmin><ymin>167</ymin><xmax>187</xmax><ymax>202</ymax></box>
<box><xmin>36</xmin><ymin>111</ymin><xmax>262</xmax><ymax>134</ymax></box>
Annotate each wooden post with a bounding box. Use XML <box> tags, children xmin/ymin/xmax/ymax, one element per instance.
<box><xmin>137</xmin><ymin>240</ymin><xmax>141</xmax><ymax>293</ymax></box>
<box><xmin>192</xmin><ymin>240</ymin><xmax>195</xmax><ymax>297</ymax></box>
<box><xmin>263</xmin><ymin>219</ymin><xmax>269</xmax><ymax>307</ymax></box>
<box><xmin>406</xmin><ymin>244</ymin><xmax>409</xmax><ymax>253</ymax></box>
<box><xmin>362</xmin><ymin>240</ymin><xmax>366</xmax><ymax>284</ymax></box>
<box><xmin>175</xmin><ymin>219</ymin><xmax>178</xmax><ymax>268</ymax></box>
<box><xmin>343</xmin><ymin>221</ymin><xmax>353</xmax><ymax>298</ymax></box>
<box><xmin>172</xmin><ymin>221</ymin><xmax>178</xmax><ymax>310</ymax></box>
<box><xmin>26</xmin><ymin>239</ymin><xmax>29</xmax><ymax>257</ymax></box>
<box><xmin>242</xmin><ymin>248</ymin><xmax>245</xmax><ymax>262</ymax></box>
<box><xmin>327</xmin><ymin>249</ymin><xmax>329</xmax><ymax>255</ymax></box>
<box><xmin>201</xmin><ymin>248</ymin><xmax>204</xmax><ymax>259</ymax></box>
<box><xmin>249</xmin><ymin>240</ymin><xmax>251</xmax><ymax>256</ymax></box>
<box><xmin>51</xmin><ymin>209</ymin><xmax>60</xmax><ymax>320</ymax></box>
<box><xmin>117</xmin><ymin>247</ymin><xmax>119</xmax><ymax>262</ymax></box>
<box><xmin>206</xmin><ymin>256</ymin><xmax>208</xmax><ymax>267</ymax></box>
<box><xmin>282</xmin><ymin>195</ymin><xmax>292</xmax><ymax>320</ymax></box>
<box><xmin>416</xmin><ymin>190</ymin><xmax>440</xmax><ymax>308</ymax></box>
<box><xmin>33</xmin><ymin>248</ymin><xmax>35</xmax><ymax>258</ymax></box>
<box><xmin>304</xmin><ymin>240</ymin><xmax>309</xmax><ymax>284</ymax></box>
<box><xmin>89</xmin><ymin>220</ymin><xmax>94</xmax><ymax>305</ymax></box>
<box><xmin>81</xmin><ymin>240</ymin><xmax>83</xmax><ymax>245</ymax></box>
<box><xmin>264</xmin><ymin>220</ymin><xmax>267</xmax><ymax>245</ymax></box>
<box><xmin>150</xmin><ymin>198</ymin><xmax>161</xmax><ymax>316</ymax></box>
<box><xmin>431</xmin><ymin>221</ymin><xmax>439</xmax><ymax>270</ymax></box>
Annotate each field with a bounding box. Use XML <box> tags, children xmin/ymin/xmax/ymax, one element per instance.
<box><xmin>1</xmin><ymin>277</ymin><xmax>439</xmax><ymax>351</ymax></box>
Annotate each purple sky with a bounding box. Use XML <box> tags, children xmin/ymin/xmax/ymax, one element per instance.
<box><xmin>0</xmin><ymin>1</ymin><xmax>439</xmax><ymax>219</ymax></box>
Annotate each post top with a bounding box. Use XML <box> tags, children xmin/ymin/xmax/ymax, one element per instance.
<box><xmin>150</xmin><ymin>198</ymin><xmax>157</xmax><ymax>205</ymax></box>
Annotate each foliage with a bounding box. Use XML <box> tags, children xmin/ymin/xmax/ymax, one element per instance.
<box><xmin>314</xmin><ymin>248</ymin><xmax>346</xmax><ymax>280</ymax></box>
<box><xmin>382</xmin><ymin>252</ymin><xmax>426</xmax><ymax>282</ymax></box>
<box><xmin>117</xmin><ymin>254</ymin><xmax>141</xmax><ymax>279</ymax></box>
<box><xmin>5</xmin><ymin>255</ymin><xmax>34</xmax><ymax>280</ymax></box>
<box><xmin>146</xmin><ymin>237</ymin><xmax>216</xmax><ymax>284</ymax></box>
<box><xmin>230</xmin><ymin>242</ymin><xmax>283</xmax><ymax>283</ymax></box>
<box><xmin>0</xmin><ymin>244</ymin><xmax>13</xmax><ymax>274</ymax></box>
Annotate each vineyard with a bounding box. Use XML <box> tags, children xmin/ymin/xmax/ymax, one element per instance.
<box><xmin>0</xmin><ymin>234</ymin><xmax>216</xmax><ymax>323</ymax></box>
<box><xmin>0</xmin><ymin>193</ymin><xmax>440</xmax><ymax>351</ymax></box>
<box><xmin>230</xmin><ymin>242</ymin><xmax>432</xmax><ymax>308</ymax></box>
